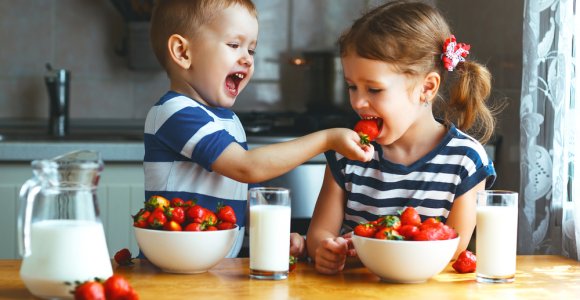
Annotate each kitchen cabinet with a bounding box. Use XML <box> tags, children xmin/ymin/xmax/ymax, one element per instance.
<box><xmin>0</xmin><ymin>162</ymin><xmax>145</xmax><ymax>259</ymax></box>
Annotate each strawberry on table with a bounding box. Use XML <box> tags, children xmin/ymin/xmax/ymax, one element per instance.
<box><xmin>73</xmin><ymin>280</ymin><xmax>105</xmax><ymax>300</ymax></box>
<box><xmin>289</xmin><ymin>255</ymin><xmax>298</xmax><ymax>272</ymax></box>
<box><xmin>103</xmin><ymin>275</ymin><xmax>134</xmax><ymax>300</ymax></box>
<box><xmin>354</xmin><ymin>118</ymin><xmax>380</xmax><ymax>145</ymax></box>
<box><xmin>452</xmin><ymin>250</ymin><xmax>477</xmax><ymax>273</ymax></box>
<box><xmin>114</xmin><ymin>248</ymin><xmax>134</xmax><ymax>266</ymax></box>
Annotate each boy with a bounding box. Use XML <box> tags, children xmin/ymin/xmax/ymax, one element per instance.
<box><xmin>145</xmin><ymin>0</ymin><xmax>372</xmax><ymax>257</ymax></box>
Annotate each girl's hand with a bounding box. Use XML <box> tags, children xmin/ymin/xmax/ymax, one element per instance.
<box><xmin>313</xmin><ymin>236</ymin><xmax>354</xmax><ymax>274</ymax></box>
<box><xmin>290</xmin><ymin>232</ymin><xmax>306</xmax><ymax>258</ymax></box>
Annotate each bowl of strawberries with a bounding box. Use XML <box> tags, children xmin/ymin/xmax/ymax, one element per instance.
<box><xmin>351</xmin><ymin>207</ymin><xmax>460</xmax><ymax>283</ymax></box>
<box><xmin>132</xmin><ymin>195</ymin><xmax>239</xmax><ymax>274</ymax></box>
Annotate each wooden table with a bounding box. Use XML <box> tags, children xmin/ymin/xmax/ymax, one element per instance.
<box><xmin>1</xmin><ymin>256</ymin><xmax>579</xmax><ymax>299</ymax></box>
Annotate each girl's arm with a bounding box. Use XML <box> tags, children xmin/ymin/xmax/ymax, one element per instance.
<box><xmin>306</xmin><ymin>166</ymin><xmax>352</xmax><ymax>274</ymax></box>
<box><xmin>445</xmin><ymin>180</ymin><xmax>486</xmax><ymax>259</ymax></box>
<box><xmin>211</xmin><ymin>128</ymin><xmax>373</xmax><ymax>183</ymax></box>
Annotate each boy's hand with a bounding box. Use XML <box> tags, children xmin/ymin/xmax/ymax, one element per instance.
<box><xmin>313</xmin><ymin>236</ymin><xmax>355</xmax><ymax>275</ymax></box>
<box><xmin>290</xmin><ymin>232</ymin><xmax>306</xmax><ymax>258</ymax></box>
<box><xmin>328</xmin><ymin>128</ymin><xmax>374</xmax><ymax>162</ymax></box>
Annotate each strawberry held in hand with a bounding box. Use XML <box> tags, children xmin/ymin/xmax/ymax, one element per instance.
<box><xmin>354</xmin><ymin>118</ymin><xmax>380</xmax><ymax>145</ymax></box>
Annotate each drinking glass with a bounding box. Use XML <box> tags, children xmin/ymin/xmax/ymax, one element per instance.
<box><xmin>476</xmin><ymin>190</ymin><xmax>518</xmax><ymax>283</ymax></box>
<box><xmin>248</xmin><ymin>187</ymin><xmax>291</xmax><ymax>280</ymax></box>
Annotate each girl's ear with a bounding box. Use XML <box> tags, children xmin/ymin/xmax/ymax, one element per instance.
<box><xmin>167</xmin><ymin>34</ymin><xmax>192</xmax><ymax>69</ymax></box>
<box><xmin>421</xmin><ymin>72</ymin><xmax>441</xmax><ymax>103</ymax></box>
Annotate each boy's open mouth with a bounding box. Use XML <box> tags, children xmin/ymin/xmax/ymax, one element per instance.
<box><xmin>225</xmin><ymin>72</ymin><xmax>245</xmax><ymax>96</ymax></box>
<box><xmin>362</xmin><ymin>116</ymin><xmax>384</xmax><ymax>135</ymax></box>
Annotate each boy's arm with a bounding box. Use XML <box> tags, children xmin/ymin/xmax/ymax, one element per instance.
<box><xmin>445</xmin><ymin>180</ymin><xmax>485</xmax><ymax>259</ymax></box>
<box><xmin>211</xmin><ymin>128</ymin><xmax>373</xmax><ymax>183</ymax></box>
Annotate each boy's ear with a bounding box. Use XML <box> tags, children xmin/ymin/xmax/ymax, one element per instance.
<box><xmin>167</xmin><ymin>34</ymin><xmax>192</xmax><ymax>69</ymax></box>
<box><xmin>421</xmin><ymin>71</ymin><xmax>440</xmax><ymax>102</ymax></box>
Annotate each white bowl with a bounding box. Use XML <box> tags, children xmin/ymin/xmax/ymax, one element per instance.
<box><xmin>352</xmin><ymin>235</ymin><xmax>460</xmax><ymax>283</ymax></box>
<box><xmin>134</xmin><ymin>226</ymin><xmax>238</xmax><ymax>274</ymax></box>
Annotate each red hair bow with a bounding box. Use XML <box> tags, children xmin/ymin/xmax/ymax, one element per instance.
<box><xmin>442</xmin><ymin>35</ymin><xmax>470</xmax><ymax>71</ymax></box>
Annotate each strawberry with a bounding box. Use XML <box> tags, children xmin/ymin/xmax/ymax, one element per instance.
<box><xmin>400</xmin><ymin>206</ymin><xmax>422</xmax><ymax>226</ymax></box>
<box><xmin>354</xmin><ymin>119</ymin><xmax>379</xmax><ymax>145</ymax></box>
<box><xmin>354</xmin><ymin>223</ymin><xmax>377</xmax><ymax>238</ymax></box>
<box><xmin>163</xmin><ymin>220</ymin><xmax>183</xmax><ymax>231</ymax></box>
<box><xmin>201</xmin><ymin>208</ymin><xmax>218</xmax><ymax>226</ymax></box>
<box><xmin>103</xmin><ymin>275</ymin><xmax>134</xmax><ymax>300</ymax></box>
<box><xmin>73</xmin><ymin>280</ymin><xmax>105</xmax><ymax>300</ymax></box>
<box><xmin>452</xmin><ymin>250</ymin><xmax>477</xmax><ymax>273</ymax></box>
<box><xmin>205</xmin><ymin>225</ymin><xmax>218</xmax><ymax>231</ymax></box>
<box><xmin>165</xmin><ymin>206</ymin><xmax>185</xmax><ymax>224</ymax></box>
<box><xmin>184</xmin><ymin>222</ymin><xmax>205</xmax><ymax>231</ymax></box>
<box><xmin>170</xmin><ymin>197</ymin><xmax>185</xmax><ymax>207</ymax></box>
<box><xmin>186</xmin><ymin>204</ymin><xmax>206</xmax><ymax>223</ymax></box>
<box><xmin>114</xmin><ymin>248</ymin><xmax>133</xmax><ymax>266</ymax></box>
<box><xmin>216</xmin><ymin>221</ymin><xmax>236</xmax><ymax>230</ymax></box>
<box><xmin>145</xmin><ymin>195</ymin><xmax>170</xmax><ymax>211</ymax></box>
<box><xmin>398</xmin><ymin>224</ymin><xmax>420</xmax><ymax>240</ymax></box>
<box><xmin>216</xmin><ymin>204</ymin><xmax>237</xmax><ymax>224</ymax></box>
<box><xmin>289</xmin><ymin>255</ymin><xmax>298</xmax><ymax>272</ymax></box>
<box><xmin>132</xmin><ymin>209</ymin><xmax>150</xmax><ymax>228</ymax></box>
<box><xmin>378</xmin><ymin>215</ymin><xmax>401</xmax><ymax>230</ymax></box>
<box><xmin>147</xmin><ymin>207</ymin><xmax>167</xmax><ymax>229</ymax></box>
<box><xmin>374</xmin><ymin>227</ymin><xmax>404</xmax><ymax>240</ymax></box>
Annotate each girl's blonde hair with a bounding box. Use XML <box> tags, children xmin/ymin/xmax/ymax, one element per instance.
<box><xmin>338</xmin><ymin>0</ymin><xmax>495</xmax><ymax>144</ymax></box>
<box><xmin>150</xmin><ymin>0</ymin><xmax>257</xmax><ymax>69</ymax></box>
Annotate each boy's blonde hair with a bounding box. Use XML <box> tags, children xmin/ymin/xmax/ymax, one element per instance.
<box><xmin>150</xmin><ymin>0</ymin><xmax>257</xmax><ymax>69</ymax></box>
<box><xmin>339</xmin><ymin>1</ymin><xmax>495</xmax><ymax>144</ymax></box>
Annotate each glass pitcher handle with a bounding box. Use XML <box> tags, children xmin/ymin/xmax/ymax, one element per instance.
<box><xmin>17</xmin><ymin>178</ymin><xmax>41</xmax><ymax>258</ymax></box>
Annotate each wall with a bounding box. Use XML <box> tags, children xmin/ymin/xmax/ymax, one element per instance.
<box><xmin>0</xmin><ymin>0</ymin><xmax>522</xmax><ymax>191</ymax></box>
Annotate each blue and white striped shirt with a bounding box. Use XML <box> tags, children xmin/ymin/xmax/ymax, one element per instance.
<box><xmin>325</xmin><ymin>124</ymin><xmax>496</xmax><ymax>231</ymax></box>
<box><xmin>144</xmin><ymin>91</ymin><xmax>247</xmax><ymax>257</ymax></box>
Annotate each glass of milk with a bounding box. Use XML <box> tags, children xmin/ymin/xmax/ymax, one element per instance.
<box><xmin>248</xmin><ymin>187</ymin><xmax>291</xmax><ymax>280</ymax></box>
<box><xmin>476</xmin><ymin>190</ymin><xmax>518</xmax><ymax>283</ymax></box>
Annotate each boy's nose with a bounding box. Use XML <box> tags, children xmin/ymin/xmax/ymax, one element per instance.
<box><xmin>240</xmin><ymin>54</ymin><xmax>253</xmax><ymax>67</ymax></box>
<box><xmin>350</xmin><ymin>93</ymin><xmax>368</xmax><ymax>109</ymax></box>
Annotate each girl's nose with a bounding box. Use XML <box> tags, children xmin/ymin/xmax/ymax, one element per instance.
<box><xmin>350</xmin><ymin>92</ymin><xmax>368</xmax><ymax>110</ymax></box>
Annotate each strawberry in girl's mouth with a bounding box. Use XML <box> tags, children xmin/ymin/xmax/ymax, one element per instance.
<box><xmin>354</xmin><ymin>117</ymin><xmax>382</xmax><ymax>145</ymax></box>
<box><xmin>225</xmin><ymin>72</ymin><xmax>246</xmax><ymax>97</ymax></box>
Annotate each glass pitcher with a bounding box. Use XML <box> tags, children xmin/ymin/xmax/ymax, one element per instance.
<box><xmin>18</xmin><ymin>150</ymin><xmax>113</xmax><ymax>299</ymax></box>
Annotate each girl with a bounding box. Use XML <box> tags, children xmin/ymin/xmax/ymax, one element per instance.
<box><xmin>305</xmin><ymin>1</ymin><xmax>497</xmax><ymax>274</ymax></box>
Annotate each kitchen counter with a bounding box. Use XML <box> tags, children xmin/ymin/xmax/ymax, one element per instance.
<box><xmin>1</xmin><ymin>255</ymin><xmax>579</xmax><ymax>299</ymax></box>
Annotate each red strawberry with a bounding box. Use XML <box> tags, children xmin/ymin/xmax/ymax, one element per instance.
<box><xmin>186</xmin><ymin>204</ymin><xmax>205</xmax><ymax>223</ymax></box>
<box><xmin>452</xmin><ymin>250</ymin><xmax>477</xmax><ymax>273</ymax></box>
<box><xmin>378</xmin><ymin>215</ymin><xmax>401</xmax><ymax>230</ymax></box>
<box><xmin>170</xmin><ymin>197</ymin><xmax>185</xmax><ymax>207</ymax></box>
<box><xmin>165</xmin><ymin>206</ymin><xmax>185</xmax><ymax>224</ymax></box>
<box><xmin>354</xmin><ymin>223</ymin><xmax>377</xmax><ymax>238</ymax></box>
<box><xmin>74</xmin><ymin>281</ymin><xmax>105</xmax><ymax>300</ymax></box>
<box><xmin>147</xmin><ymin>207</ymin><xmax>167</xmax><ymax>229</ymax></box>
<box><xmin>400</xmin><ymin>207</ymin><xmax>422</xmax><ymax>226</ymax></box>
<box><xmin>354</xmin><ymin>119</ymin><xmax>379</xmax><ymax>145</ymax></box>
<box><xmin>216</xmin><ymin>221</ymin><xmax>236</xmax><ymax>230</ymax></box>
<box><xmin>145</xmin><ymin>195</ymin><xmax>170</xmax><ymax>211</ymax></box>
<box><xmin>201</xmin><ymin>209</ymin><xmax>218</xmax><ymax>226</ymax></box>
<box><xmin>163</xmin><ymin>220</ymin><xmax>183</xmax><ymax>231</ymax></box>
<box><xmin>398</xmin><ymin>224</ymin><xmax>420</xmax><ymax>240</ymax></box>
<box><xmin>132</xmin><ymin>209</ymin><xmax>150</xmax><ymax>228</ymax></box>
<box><xmin>184</xmin><ymin>222</ymin><xmax>205</xmax><ymax>231</ymax></box>
<box><xmin>103</xmin><ymin>275</ymin><xmax>134</xmax><ymax>300</ymax></box>
<box><xmin>289</xmin><ymin>255</ymin><xmax>298</xmax><ymax>272</ymax></box>
<box><xmin>216</xmin><ymin>204</ymin><xmax>237</xmax><ymax>224</ymax></box>
<box><xmin>374</xmin><ymin>227</ymin><xmax>404</xmax><ymax>240</ymax></box>
<box><xmin>114</xmin><ymin>248</ymin><xmax>133</xmax><ymax>266</ymax></box>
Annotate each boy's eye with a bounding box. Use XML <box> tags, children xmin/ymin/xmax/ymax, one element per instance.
<box><xmin>227</xmin><ymin>43</ymin><xmax>240</xmax><ymax>49</ymax></box>
<box><xmin>248</xmin><ymin>49</ymin><xmax>256</xmax><ymax>56</ymax></box>
<box><xmin>347</xmin><ymin>85</ymin><xmax>357</xmax><ymax>91</ymax></box>
<box><xmin>368</xmin><ymin>88</ymin><xmax>382</xmax><ymax>94</ymax></box>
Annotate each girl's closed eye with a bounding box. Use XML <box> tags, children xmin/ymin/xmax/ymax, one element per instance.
<box><xmin>227</xmin><ymin>42</ymin><xmax>240</xmax><ymax>49</ymax></box>
<box><xmin>368</xmin><ymin>87</ymin><xmax>383</xmax><ymax>94</ymax></box>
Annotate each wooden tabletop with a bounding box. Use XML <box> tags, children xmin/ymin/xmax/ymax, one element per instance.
<box><xmin>1</xmin><ymin>255</ymin><xmax>579</xmax><ymax>299</ymax></box>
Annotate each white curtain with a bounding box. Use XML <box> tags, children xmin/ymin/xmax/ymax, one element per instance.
<box><xmin>520</xmin><ymin>0</ymin><xmax>580</xmax><ymax>259</ymax></box>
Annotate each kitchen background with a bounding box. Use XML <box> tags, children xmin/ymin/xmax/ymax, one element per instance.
<box><xmin>0</xmin><ymin>1</ymin><xmax>521</xmax><ymax>196</ymax></box>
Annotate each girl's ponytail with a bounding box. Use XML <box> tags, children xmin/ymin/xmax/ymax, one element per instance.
<box><xmin>445</xmin><ymin>60</ymin><xmax>495</xmax><ymax>144</ymax></box>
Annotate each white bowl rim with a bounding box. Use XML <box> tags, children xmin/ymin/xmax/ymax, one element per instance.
<box><xmin>352</xmin><ymin>234</ymin><xmax>460</xmax><ymax>243</ymax></box>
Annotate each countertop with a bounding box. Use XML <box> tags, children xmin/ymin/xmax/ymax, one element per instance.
<box><xmin>1</xmin><ymin>255</ymin><xmax>579</xmax><ymax>299</ymax></box>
